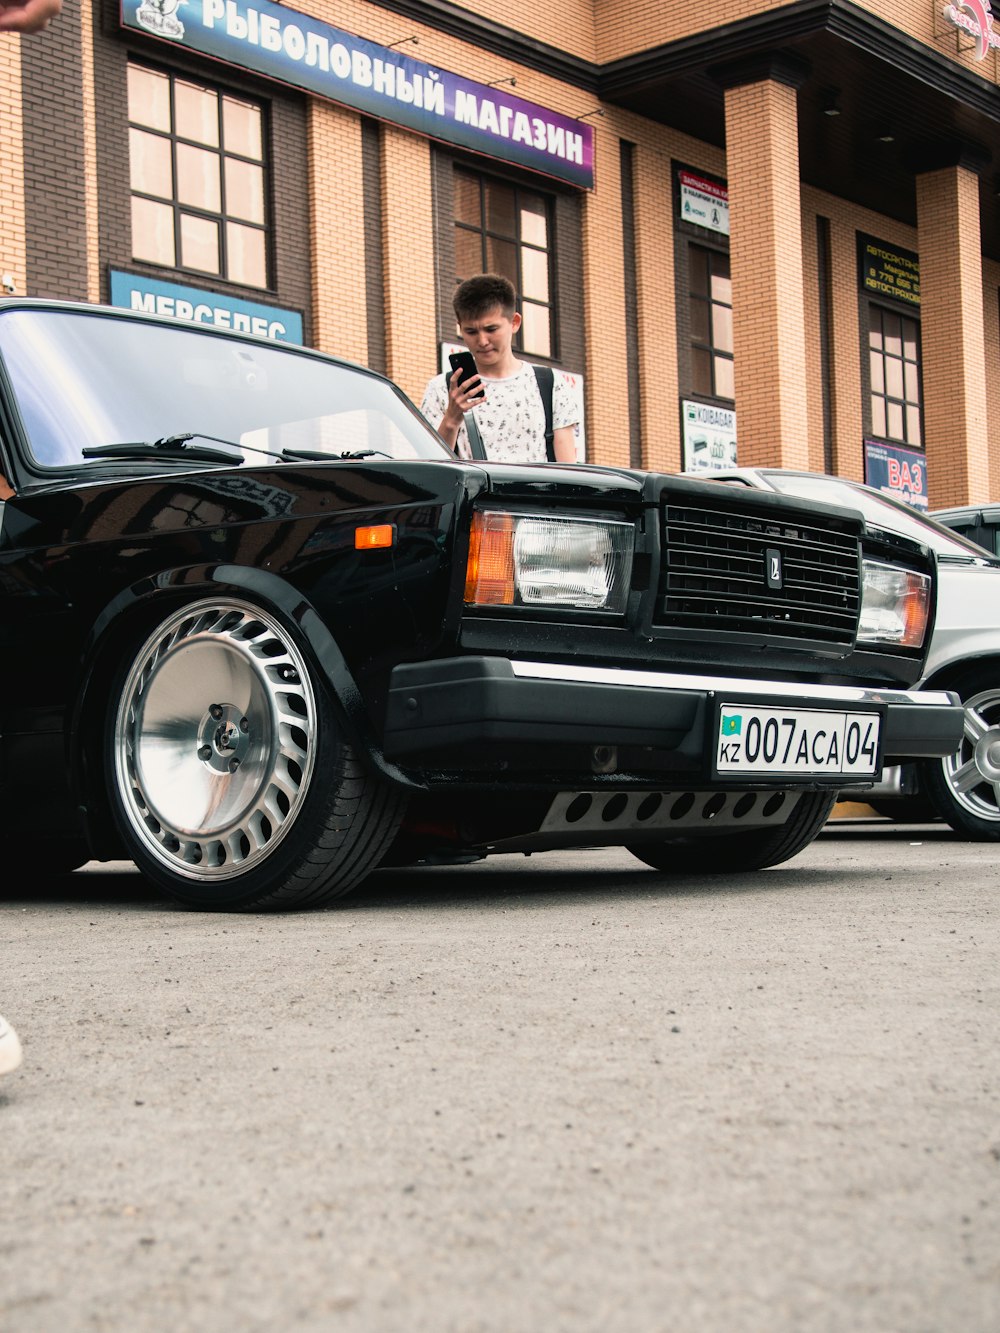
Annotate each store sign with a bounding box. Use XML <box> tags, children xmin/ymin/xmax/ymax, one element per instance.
<box><xmin>120</xmin><ymin>0</ymin><xmax>594</xmax><ymax>189</ymax></box>
<box><xmin>679</xmin><ymin>170</ymin><xmax>729</xmax><ymax>237</ymax></box>
<box><xmin>682</xmin><ymin>400</ymin><xmax>737</xmax><ymax>472</ymax></box>
<box><xmin>859</xmin><ymin>235</ymin><xmax>920</xmax><ymax>306</ymax></box>
<box><xmin>109</xmin><ymin>271</ymin><xmax>304</xmax><ymax>343</ymax></box>
<box><xmin>941</xmin><ymin>1</ymin><xmax>1000</xmax><ymax>59</ymax></box>
<box><xmin>864</xmin><ymin>440</ymin><xmax>929</xmax><ymax>510</ymax></box>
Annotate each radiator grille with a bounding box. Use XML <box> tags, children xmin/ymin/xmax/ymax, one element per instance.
<box><xmin>659</xmin><ymin>501</ymin><xmax>860</xmax><ymax>647</ymax></box>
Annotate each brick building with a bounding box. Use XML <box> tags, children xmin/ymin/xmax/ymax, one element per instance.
<box><xmin>2</xmin><ymin>0</ymin><xmax>998</xmax><ymax>505</ymax></box>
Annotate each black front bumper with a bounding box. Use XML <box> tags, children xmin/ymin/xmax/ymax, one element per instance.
<box><xmin>383</xmin><ymin>656</ymin><xmax>962</xmax><ymax>774</ymax></box>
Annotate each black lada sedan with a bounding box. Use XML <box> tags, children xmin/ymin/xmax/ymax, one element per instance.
<box><xmin>0</xmin><ymin>301</ymin><xmax>960</xmax><ymax>910</ymax></box>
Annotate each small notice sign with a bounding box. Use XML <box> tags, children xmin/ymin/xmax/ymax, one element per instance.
<box><xmin>859</xmin><ymin>234</ymin><xmax>920</xmax><ymax>306</ymax></box>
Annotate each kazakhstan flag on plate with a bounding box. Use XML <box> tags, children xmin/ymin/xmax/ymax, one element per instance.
<box><xmin>722</xmin><ymin>714</ymin><xmax>742</xmax><ymax>735</ymax></box>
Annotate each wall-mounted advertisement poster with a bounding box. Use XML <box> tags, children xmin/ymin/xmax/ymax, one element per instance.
<box><xmin>864</xmin><ymin>439</ymin><xmax>928</xmax><ymax>511</ymax></box>
<box><xmin>682</xmin><ymin>400</ymin><xmax>736</xmax><ymax>472</ymax></box>
<box><xmin>858</xmin><ymin>234</ymin><xmax>920</xmax><ymax>306</ymax></box>
<box><xmin>678</xmin><ymin>170</ymin><xmax>729</xmax><ymax>237</ymax></box>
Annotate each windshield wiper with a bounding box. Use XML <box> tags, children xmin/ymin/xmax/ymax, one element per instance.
<box><xmin>82</xmin><ymin>432</ymin><xmax>244</xmax><ymax>465</ymax></box>
<box><xmin>144</xmin><ymin>435</ymin><xmax>393</xmax><ymax>463</ymax></box>
<box><xmin>81</xmin><ymin>432</ymin><xmax>396</xmax><ymax>467</ymax></box>
<box><xmin>280</xmin><ymin>448</ymin><xmax>393</xmax><ymax>462</ymax></box>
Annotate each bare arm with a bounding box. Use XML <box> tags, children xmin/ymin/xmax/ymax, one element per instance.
<box><xmin>435</xmin><ymin>367</ymin><xmax>484</xmax><ymax>452</ymax></box>
<box><xmin>0</xmin><ymin>0</ymin><xmax>61</xmax><ymax>33</ymax></box>
<box><xmin>552</xmin><ymin>425</ymin><xmax>578</xmax><ymax>464</ymax></box>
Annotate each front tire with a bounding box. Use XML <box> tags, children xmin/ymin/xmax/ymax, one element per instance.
<box><xmin>627</xmin><ymin>791</ymin><xmax>837</xmax><ymax>874</ymax></box>
<box><xmin>919</xmin><ymin>667</ymin><xmax>1000</xmax><ymax>841</ymax></box>
<box><xmin>106</xmin><ymin>598</ymin><xmax>405</xmax><ymax>910</ymax></box>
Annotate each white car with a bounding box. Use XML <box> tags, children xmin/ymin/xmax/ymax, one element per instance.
<box><xmin>699</xmin><ymin>469</ymin><xmax>1000</xmax><ymax>841</ymax></box>
<box><xmin>933</xmin><ymin>503</ymin><xmax>1000</xmax><ymax>559</ymax></box>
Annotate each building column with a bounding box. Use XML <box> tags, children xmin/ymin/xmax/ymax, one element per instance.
<box><xmin>720</xmin><ymin>62</ymin><xmax>810</xmax><ymax>468</ymax></box>
<box><xmin>380</xmin><ymin>125</ymin><xmax>436</xmax><ymax>407</ymax></box>
<box><xmin>632</xmin><ymin>140</ymin><xmax>681</xmax><ymax>473</ymax></box>
<box><xmin>825</xmin><ymin>217</ymin><xmax>867</xmax><ymax>482</ymax></box>
<box><xmin>307</xmin><ymin>101</ymin><xmax>368</xmax><ymax>364</ymax></box>
<box><xmin>580</xmin><ymin>121</ymin><xmax>628</xmax><ymax>468</ymax></box>
<box><xmin>915</xmin><ymin>162</ymin><xmax>990</xmax><ymax>507</ymax></box>
<box><xmin>983</xmin><ymin>268</ymin><xmax>1000</xmax><ymax>499</ymax></box>
<box><xmin>0</xmin><ymin>39</ymin><xmax>27</xmax><ymax>300</ymax></box>
<box><xmin>80</xmin><ymin>0</ymin><xmax>100</xmax><ymax>304</ymax></box>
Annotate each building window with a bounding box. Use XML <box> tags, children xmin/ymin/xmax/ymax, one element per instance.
<box><xmin>869</xmin><ymin>307</ymin><xmax>922</xmax><ymax>447</ymax></box>
<box><xmin>453</xmin><ymin>168</ymin><xmax>554</xmax><ymax>358</ymax></box>
<box><xmin>689</xmin><ymin>245</ymin><xmax>734</xmax><ymax>400</ymax></box>
<box><xmin>127</xmin><ymin>63</ymin><xmax>269</xmax><ymax>289</ymax></box>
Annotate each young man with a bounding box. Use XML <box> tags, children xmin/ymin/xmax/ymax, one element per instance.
<box><xmin>421</xmin><ymin>273</ymin><xmax>579</xmax><ymax>464</ymax></box>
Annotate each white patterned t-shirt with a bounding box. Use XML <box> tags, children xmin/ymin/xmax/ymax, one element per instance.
<box><xmin>420</xmin><ymin>361</ymin><xmax>579</xmax><ymax>464</ymax></box>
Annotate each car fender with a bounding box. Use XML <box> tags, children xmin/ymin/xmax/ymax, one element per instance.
<box><xmin>71</xmin><ymin>562</ymin><xmax>426</xmax><ymax>858</ymax></box>
<box><xmin>919</xmin><ymin>646</ymin><xmax>1000</xmax><ymax>693</ymax></box>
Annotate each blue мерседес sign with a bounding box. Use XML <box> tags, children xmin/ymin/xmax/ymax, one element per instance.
<box><xmin>120</xmin><ymin>0</ymin><xmax>594</xmax><ymax>190</ymax></box>
<box><xmin>109</xmin><ymin>271</ymin><xmax>304</xmax><ymax>343</ymax></box>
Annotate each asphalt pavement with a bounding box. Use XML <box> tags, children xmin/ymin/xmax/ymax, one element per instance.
<box><xmin>1</xmin><ymin>820</ymin><xmax>997</xmax><ymax>1333</ymax></box>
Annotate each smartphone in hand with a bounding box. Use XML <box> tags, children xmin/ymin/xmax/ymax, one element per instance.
<box><xmin>448</xmin><ymin>351</ymin><xmax>485</xmax><ymax>401</ymax></box>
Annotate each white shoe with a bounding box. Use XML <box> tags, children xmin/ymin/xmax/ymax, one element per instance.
<box><xmin>0</xmin><ymin>1014</ymin><xmax>23</xmax><ymax>1076</ymax></box>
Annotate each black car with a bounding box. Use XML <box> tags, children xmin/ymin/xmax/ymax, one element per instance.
<box><xmin>0</xmin><ymin>301</ymin><xmax>962</xmax><ymax>910</ymax></box>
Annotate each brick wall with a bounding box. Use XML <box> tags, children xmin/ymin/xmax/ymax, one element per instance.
<box><xmin>0</xmin><ymin>36</ymin><xmax>26</xmax><ymax>299</ymax></box>
<box><xmin>725</xmin><ymin>79</ymin><xmax>809</xmax><ymax>469</ymax></box>
<box><xmin>307</xmin><ymin>101</ymin><xmax>368</xmax><ymax>364</ymax></box>
<box><xmin>916</xmin><ymin>166</ymin><xmax>991</xmax><ymax>507</ymax></box>
<box><xmin>21</xmin><ymin>0</ymin><xmax>88</xmax><ymax>300</ymax></box>
<box><xmin>78</xmin><ymin>0</ymin><xmax>100</xmax><ymax>302</ymax></box>
<box><xmin>632</xmin><ymin>137</ymin><xmax>679</xmax><ymax>472</ymax></box>
<box><xmin>379</xmin><ymin>125</ymin><xmax>436</xmax><ymax>405</ymax></box>
<box><xmin>984</xmin><ymin>260</ymin><xmax>1000</xmax><ymax>499</ymax></box>
<box><xmin>580</xmin><ymin>118</ymin><xmax>627</xmax><ymax>466</ymax></box>
<box><xmin>445</xmin><ymin>0</ymin><xmax>597</xmax><ymax>61</ymax></box>
<box><xmin>594</xmin><ymin>1</ymin><xmax>778</xmax><ymax>62</ymax></box>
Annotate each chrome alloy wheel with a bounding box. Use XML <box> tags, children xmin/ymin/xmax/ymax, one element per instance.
<box><xmin>942</xmin><ymin>686</ymin><xmax>1000</xmax><ymax>824</ymax></box>
<box><xmin>114</xmin><ymin>600</ymin><xmax>318</xmax><ymax>880</ymax></box>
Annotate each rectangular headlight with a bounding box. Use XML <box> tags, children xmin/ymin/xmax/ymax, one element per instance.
<box><xmin>858</xmin><ymin>559</ymin><xmax>931</xmax><ymax>649</ymax></box>
<box><xmin>465</xmin><ymin>511</ymin><xmax>634</xmax><ymax>612</ymax></box>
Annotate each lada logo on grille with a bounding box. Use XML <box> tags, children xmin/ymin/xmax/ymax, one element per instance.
<box><xmin>765</xmin><ymin>547</ymin><xmax>783</xmax><ymax>589</ymax></box>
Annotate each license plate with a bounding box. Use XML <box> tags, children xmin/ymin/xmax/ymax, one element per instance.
<box><xmin>716</xmin><ymin>704</ymin><xmax>880</xmax><ymax>777</ymax></box>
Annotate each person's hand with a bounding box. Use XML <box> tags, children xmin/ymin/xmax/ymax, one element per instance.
<box><xmin>443</xmin><ymin>366</ymin><xmax>484</xmax><ymax>425</ymax></box>
<box><xmin>0</xmin><ymin>0</ymin><xmax>61</xmax><ymax>33</ymax></box>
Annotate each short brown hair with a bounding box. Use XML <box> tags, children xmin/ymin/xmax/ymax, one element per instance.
<box><xmin>453</xmin><ymin>273</ymin><xmax>517</xmax><ymax>323</ymax></box>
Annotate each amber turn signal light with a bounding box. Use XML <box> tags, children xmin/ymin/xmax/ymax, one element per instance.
<box><xmin>355</xmin><ymin>524</ymin><xmax>395</xmax><ymax>550</ymax></box>
<box><xmin>464</xmin><ymin>512</ymin><xmax>515</xmax><ymax>604</ymax></box>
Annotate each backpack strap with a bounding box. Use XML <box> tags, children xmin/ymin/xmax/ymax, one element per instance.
<box><xmin>462</xmin><ymin>409</ymin><xmax>488</xmax><ymax>460</ymax></box>
<box><xmin>532</xmin><ymin>365</ymin><xmax>555</xmax><ymax>462</ymax></box>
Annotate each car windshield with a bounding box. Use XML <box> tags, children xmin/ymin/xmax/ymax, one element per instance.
<box><xmin>761</xmin><ymin>471</ymin><xmax>993</xmax><ymax>560</ymax></box>
<box><xmin>0</xmin><ymin>307</ymin><xmax>451</xmax><ymax>470</ymax></box>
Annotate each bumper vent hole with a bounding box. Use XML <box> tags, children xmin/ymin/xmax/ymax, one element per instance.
<box><xmin>636</xmin><ymin>793</ymin><xmax>663</xmax><ymax>822</ymax></box>
<box><xmin>565</xmin><ymin>794</ymin><xmax>593</xmax><ymax>824</ymax></box>
<box><xmin>601</xmin><ymin>794</ymin><xmax>629</xmax><ymax>823</ymax></box>
<box><xmin>670</xmin><ymin>793</ymin><xmax>695</xmax><ymax>821</ymax></box>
